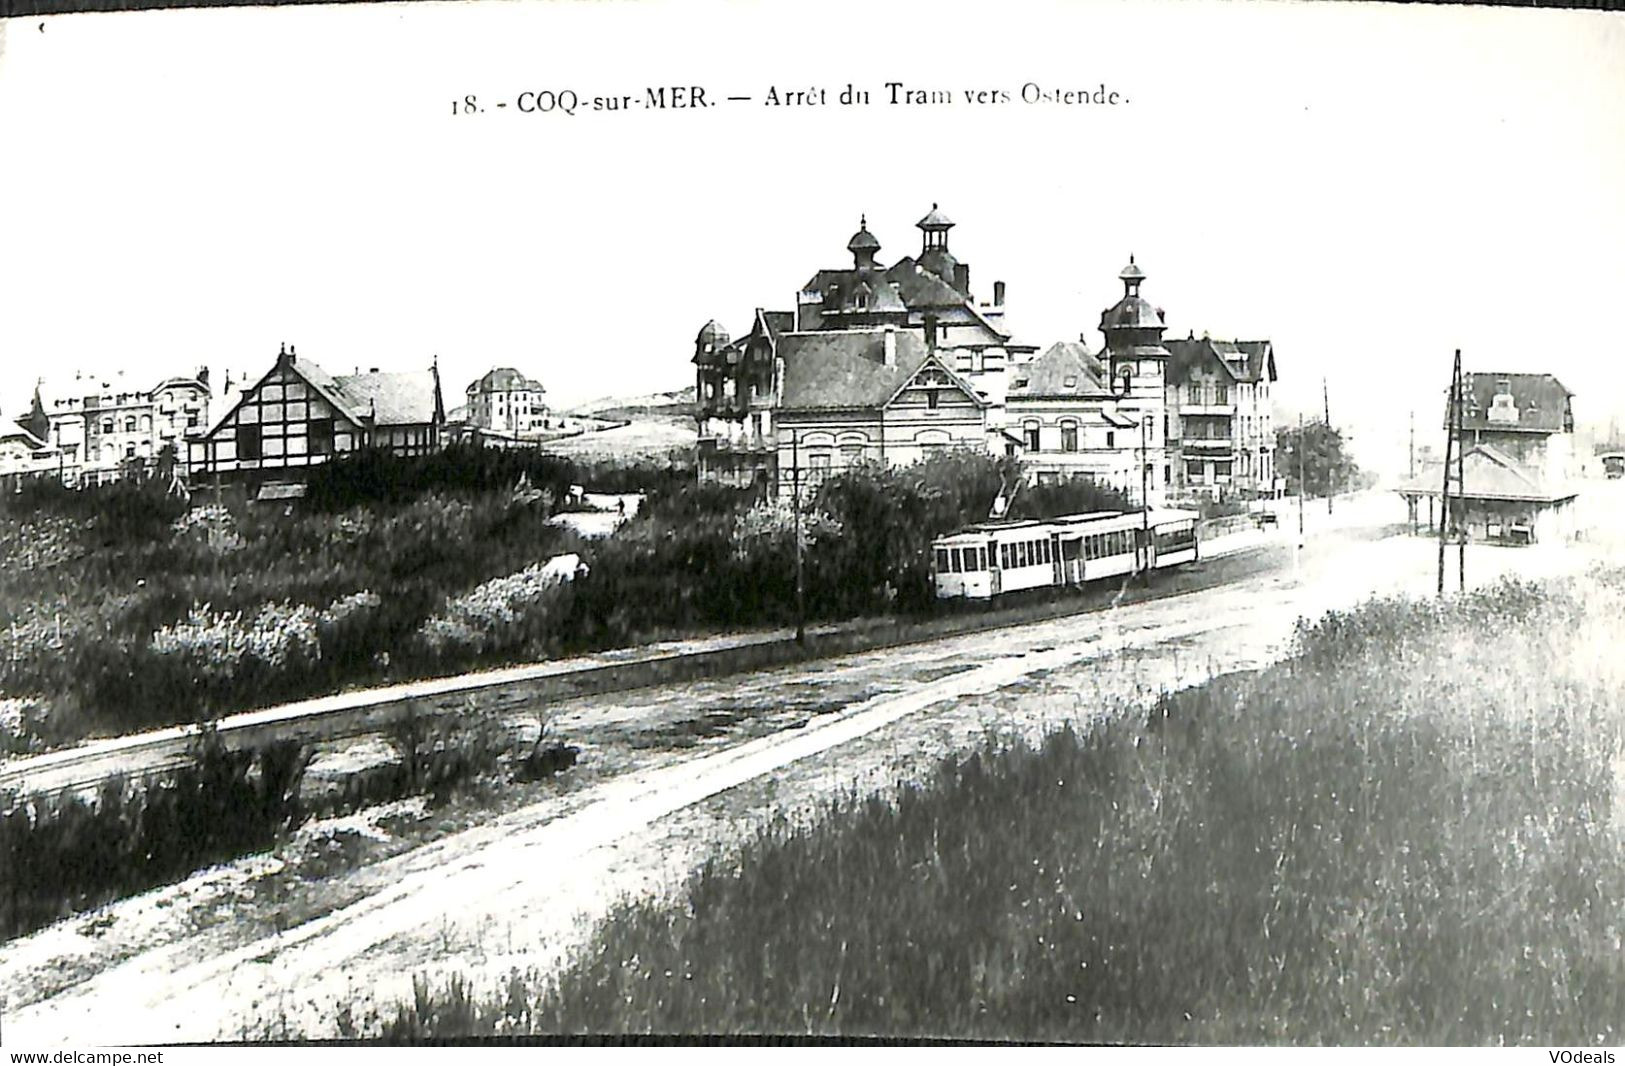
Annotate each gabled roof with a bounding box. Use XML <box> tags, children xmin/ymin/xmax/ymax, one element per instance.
<box><xmin>335</xmin><ymin>370</ymin><xmax>442</xmax><ymax>426</ymax></box>
<box><xmin>882</xmin><ymin>353</ymin><xmax>989</xmax><ymax>410</ymax></box>
<box><xmin>884</xmin><ymin>257</ymin><xmax>966</xmax><ymax>308</ymax></box>
<box><xmin>778</xmin><ymin>330</ymin><xmax>929</xmax><ymax>411</ymax></box>
<box><xmin>1396</xmin><ymin>443</ymin><xmax>1577</xmax><ymax>503</ymax></box>
<box><xmin>761</xmin><ymin>310</ymin><xmax>795</xmax><ymax>342</ymax></box>
<box><xmin>0</xmin><ymin>422</ymin><xmax>53</xmax><ymax>451</ymax></box>
<box><xmin>1232</xmin><ymin>340</ymin><xmax>1278</xmax><ymax>383</ymax></box>
<box><xmin>199</xmin><ymin>355</ymin><xmax>442</xmax><ymax>438</ymax></box>
<box><xmin>1453</xmin><ymin>372</ymin><xmax>1573</xmax><ymax>434</ymax></box>
<box><xmin>1165</xmin><ymin>336</ymin><xmax>1276</xmax><ymax>386</ymax></box>
<box><xmin>1008</xmin><ymin>341</ymin><xmax>1107</xmax><ymax>399</ymax></box>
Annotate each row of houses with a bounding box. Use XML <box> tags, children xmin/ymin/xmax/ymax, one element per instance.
<box><xmin>693</xmin><ymin>206</ymin><xmax>1281</xmax><ymax>505</ymax></box>
<box><xmin>1</xmin><ymin>355</ymin><xmax>560</xmax><ymax>488</ymax></box>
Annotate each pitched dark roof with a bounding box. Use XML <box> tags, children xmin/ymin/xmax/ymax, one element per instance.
<box><xmin>762</xmin><ymin>310</ymin><xmax>795</xmax><ymax>341</ymax></box>
<box><xmin>1232</xmin><ymin>340</ymin><xmax>1278</xmax><ymax>383</ymax></box>
<box><xmin>777</xmin><ymin>330</ymin><xmax>928</xmax><ymax>411</ymax></box>
<box><xmin>1100</xmin><ymin>294</ymin><xmax>1165</xmax><ymax>332</ymax></box>
<box><xmin>884</xmin><ymin>258</ymin><xmax>965</xmax><ymax>308</ymax></box>
<box><xmin>1165</xmin><ymin>337</ymin><xmax>1276</xmax><ymax>385</ymax></box>
<box><xmin>1453</xmin><ymin>372</ymin><xmax>1573</xmax><ymax>434</ymax></box>
<box><xmin>1008</xmin><ymin>342</ymin><xmax>1106</xmax><ymax>399</ymax></box>
<box><xmin>0</xmin><ymin>422</ymin><xmax>52</xmax><ymax>451</ymax></box>
<box><xmin>469</xmin><ymin>367</ymin><xmax>545</xmax><ymax>394</ymax></box>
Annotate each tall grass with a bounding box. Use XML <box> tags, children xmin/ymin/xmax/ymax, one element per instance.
<box><xmin>0</xmin><ymin>707</ymin><xmax>534</xmax><ymax>943</ymax></box>
<box><xmin>374</xmin><ymin>573</ymin><xmax>1625</xmax><ymax>1044</ymax></box>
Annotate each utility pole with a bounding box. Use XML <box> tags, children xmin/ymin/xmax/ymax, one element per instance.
<box><xmin>1140</xmin><ymin>414</ymin><xmax>1151</xmax><ymax>582</ymax></box>
<box><xmin>1455</xmin><ymin>357</ymin><xmax>1466</xmax><ymax>593</ymax></box>
<box><xmin>1297</xmin><ymin>411</ymin><xmax>1305</xmax><ymax>559</ymax></box>
<box><xmin>1437</xmin><ymin>349</ymin><xmax>1460</xmax><ymax>598</ymax></box>
<box><xmin>1324</xmin><ymin>376</ymin><xmax>1333</xmax><ymax>516</ymax></box>
<box><xmin>791</xmin><ymin>428</ymin><xmax>805</xmax><ymax>645</ymax></box>
<box><xmin>1409</xmin><ymin>411</ymin><xmax>1415</xmax><ymax>479</ymax></box>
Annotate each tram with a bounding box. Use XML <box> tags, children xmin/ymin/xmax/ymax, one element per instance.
<box><xmin>931</xmin><ymin>509</ymin><xmax>1200</xmax><ymax>600</ymax></box>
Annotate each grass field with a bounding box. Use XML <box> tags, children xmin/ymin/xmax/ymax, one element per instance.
<box><xmin>371</xmin><ymin>569</ymin><xmax>1625</xmax><ymax>1044</ymax></box>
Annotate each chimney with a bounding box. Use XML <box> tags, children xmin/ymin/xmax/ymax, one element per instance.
<box><xmin>923</xmin><ymin>313</ymin><xmax>939</xmax><ymax>353</ymax></box>
<box><xmin>197</xmin><ymin>366</ymin><xmax>210</xmax><ymax>387</ymax></box>
<box><xmin>993</xmin><ymin>280</ymin><xmax>1005</xmax><ymax>307</ymax></box>
<box><xmin>883</xmin><ymin>325</ymin><xmax>897</xmax><ymax>367</ymax></box>
<box><xmin>953</xmin><ymin>263</ymin><xmax>970</xmax><ymax>296</ymax></box>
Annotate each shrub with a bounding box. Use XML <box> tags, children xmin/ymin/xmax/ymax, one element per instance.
<box><xmin>415</xmin><ymin>564</ymin><xmax>573</xmax><ymax>662</ymax></box>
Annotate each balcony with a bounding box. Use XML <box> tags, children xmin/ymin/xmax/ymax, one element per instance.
<box><xmin>1182</xmin><ymin>437</ymin><xmax>1237</xmax><ymax>455</ymax></box>
<box><xmin>1177</xmin><ymin>390</ymin><xmax>1235</xmax><ymax>416</ymax></box>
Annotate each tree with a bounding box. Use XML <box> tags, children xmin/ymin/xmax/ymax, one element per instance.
<box><xmin>1276</xmin><ymin>421</ymin><xmax>1361</xmax><ymax>497</ymax></box>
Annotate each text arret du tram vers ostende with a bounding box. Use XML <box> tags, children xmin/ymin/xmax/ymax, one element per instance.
<box><xmin>449</xmin><ymin>81</ymin><xmax>1131</xmax><ymax>117</ymax></box>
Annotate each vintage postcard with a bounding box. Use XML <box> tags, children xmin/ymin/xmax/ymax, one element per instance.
<box><xmin>2</xmin><ymin>0</ymin><xmax>1624</xmax><ymax>1051</ymax></box>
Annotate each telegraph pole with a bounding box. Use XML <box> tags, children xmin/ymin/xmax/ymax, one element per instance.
<box><xmin>1324</xmin><ymin>376</ymin><xmax>1333</xmax><ymax>516</ymax></box>
<box><xmin>1296</xmin><ymin>411</ymin><xmax>1305</xmax><ymax>566</ymax></box>
<box><xmin>792</xmin><ymin>428</ymin><xmax>805</xmax><ymax>645</ymax></box>
<box><xmin>1456</xmin><ymin>358</ymin><xmax>1466</xmax><ymax>593</ymax></box>
<box><xmin>1437</xmin><ymin>350</ymin><xmax>1460</xmax><ymax>598</ymax></box>
<box><xmin>1140</xmin><ymin>414</ymin><xmax>1151</xmax><ymax>582</ymax></box>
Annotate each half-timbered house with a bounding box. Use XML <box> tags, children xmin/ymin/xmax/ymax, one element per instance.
<box><xmin>186</xmin><ymin>344</ymin><xmax>445</xmax><ymax>484</ymax></box>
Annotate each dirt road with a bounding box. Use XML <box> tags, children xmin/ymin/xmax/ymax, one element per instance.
<box><xmin>4</xmin><ymin>508</ymin><xmax>1615</xmax><ymax>1044</ymax></box>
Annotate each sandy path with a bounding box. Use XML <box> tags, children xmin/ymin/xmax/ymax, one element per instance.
<box><xmin>5</xmin><ymin>503</ymin><xmax>1618</xmax><ymax>1043</ymax></box>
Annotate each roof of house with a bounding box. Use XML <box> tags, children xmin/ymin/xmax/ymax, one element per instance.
<box><xmin>1452</xmin><ymin>372</ymin><xmax>1573</xmax><ymax>434</ymax></box>
<box><xmin>1396</xmin><ymin>443</ymin><xmax>1578</xmax><ymax>503</ymax></box>
<box><xmin>884</xmin><ymin>258</ymin><xmax>968</xmax><ymax>309</ymax></box>
<box><xmin>1165</xmin><ymin>336</ymin><xmax>1277</xmax><ymax>385</ymax></box>
<box><xmin>0</xmin><ymin>422</ymin><xmax>52</xmax><ymax>451</ymax></box>
<box><xmin>200</xmin><ymin>355</ymin><xmax>442</xmax><ymax>438</ymax></box>
<box><xmin>777</xmin><ymin>330</ymin><xmax>957</xmax><ymax>411</ymax></box>
<box><xmin>335</xmin><ymin>370</ymin><xmax>442</xmax><ymax>425</ymax></box>
<box><xmin>1008</xmin><ymin>342</ymin><xmax>1107</xmax><ymax>399</ymax></box>
<box><xmin>1100</xmin><ymin>294</ymin><xmax>1165</xmax><ymax>332</ymax></box>
<box><xmin>468</xmin><ymin>367</ymin><xmax>545</xmax><ymax>394</ymax></box>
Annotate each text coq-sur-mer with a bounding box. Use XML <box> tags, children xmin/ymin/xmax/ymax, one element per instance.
<box><xmin>448</xmin><ymin>81</ymin><xmax>1128</xmax><ymax>117</ymax></box>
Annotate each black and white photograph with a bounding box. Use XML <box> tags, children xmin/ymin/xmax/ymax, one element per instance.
<box><xmin>2</xmin><ymin>0</ymin><xmax>1624</xmax><ymax>1048</ymax></box>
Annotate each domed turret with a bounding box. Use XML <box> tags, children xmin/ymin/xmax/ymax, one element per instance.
<box><xmin>1099</xmin><ymin>256</ymin><xmax>1167</xmax><ymax>337</ymax></box>
<box><xmin>847</xmin><ymin>215</ymin><xmax>881</xmax><ymax>270</ymax></box>
<box><xmin>694</xmin><ymin>319</ymin><xmax>731</xmax><ymax>365</ymax></box>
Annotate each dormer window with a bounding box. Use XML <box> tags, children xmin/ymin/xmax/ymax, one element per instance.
<box><xmin>1063</xmin><ymin>376</ymin><xmax>1077</xmax><ymax>389</ymax></box>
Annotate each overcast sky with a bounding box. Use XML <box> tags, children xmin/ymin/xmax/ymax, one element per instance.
<box><xmin>2</xmin><ymin>0</ymin><xmax>1622</xmax><ymax>474</ymax></box>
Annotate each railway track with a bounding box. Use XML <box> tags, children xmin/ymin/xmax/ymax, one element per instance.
<box><xmin>0</xmin><ymin>530</ymin><xmax>1289</xmax><ymax>800</ymax></box>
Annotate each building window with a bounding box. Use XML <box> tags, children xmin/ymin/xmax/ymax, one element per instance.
<box><xmin>1215</xmin><ymin>385</ymin><xmax>1229</xmax><ymax>405</ymax></box>
<box><xmin>125</xmin><ymin>417</ymin><xmax>137</xmax><ymax>433</ymax></box>
<box><xmin>927</xmin><ymin>390</ymin><xmax>940</xmax><ymax>409</ymax></box>
<box><xmin>309</xmin><ymin>418</ymin><xmax>335</xmax><ymax>455</ymax></box>
<box><xmin>101</xmin><ymin>418</ymin><xmax>114</xmax><ymax>434</ymax></box>
<box><xmin>1061</xmin><ymin>422</ymin><xmax>1078</xmax><ymax>452</ymax></box>
<box><xmin>1024</xmin><ymin>422</ymin><xmax>1040</xmax><ymax>451</ymax></box>
<box><xmin>236</xmin><ymin>424</ymin><xmax>262</xmax><ymax>460</ymax></box>
<box><xmin>1187</xmin><ymin>384</ymin><xmax>1200</xmax><ymax>404</ymax></box>
<box><xmin>1106</xmin><ymin>430</ymin><xmax>1116</xmax><ymax>449</ymax></box>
